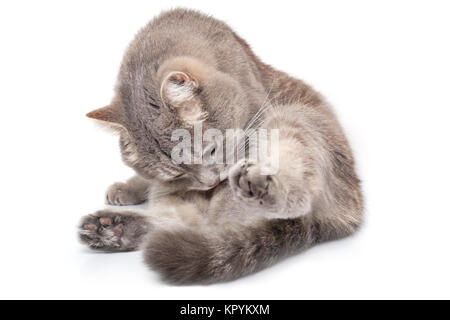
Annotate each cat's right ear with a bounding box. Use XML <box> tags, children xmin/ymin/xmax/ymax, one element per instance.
<box><xmin>86</xmin><ymin>104</ymin><xmax>125</xmax><ymax>130</ymax></box>
<box><xmin>160</xmin><ymin>71</ymin><xmax>206</xmax><ymax>124</ymax></box>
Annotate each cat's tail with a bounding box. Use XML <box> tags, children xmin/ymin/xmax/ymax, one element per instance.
<box><xmin>143</xmin><ymin>215</ymin><xmax>358</xmax><ymax>284</ymax></box>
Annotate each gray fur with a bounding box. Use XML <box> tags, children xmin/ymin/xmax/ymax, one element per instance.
<box><xmin>79</xmin><ymin>9</ymin><xmax>363</xmax><ymax>284</ymax></box>
<box><xmin>106</xmin><ymin>175</ymin><xmax>150</xmax><ymax>206</ymax></box>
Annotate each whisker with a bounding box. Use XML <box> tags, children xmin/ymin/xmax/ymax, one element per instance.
<box><xmin>244</xmin><ymin>81</ymin><xmax>275</xmax><ymax>132</ymax></box>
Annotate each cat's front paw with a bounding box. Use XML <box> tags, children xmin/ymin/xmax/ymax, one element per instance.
<box><xmin>229</xmin><ymin>160</ymin><xmax>285</xmax><ymax>210</ymax></box>
<box><xmin>106</xmin><ymin>182</ymin><xmax>145</xmax><ymax>206</ymax></box>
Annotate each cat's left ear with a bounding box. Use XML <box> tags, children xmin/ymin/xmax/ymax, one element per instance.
<box><xmin>86</xmin><ymin>104</ymin><xmax>125</xmax><ymax>130</ymax></box>
<box><xmin>161</xmin><ymin>71</ymin><xmax>206</xmax><ymax>124</ymax></box>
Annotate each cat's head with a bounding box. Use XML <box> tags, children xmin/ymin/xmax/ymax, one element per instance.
<box><xmin>87</xmin><ymin>56</ymin><xmax>260</xmax><ymax>191</ymax></box>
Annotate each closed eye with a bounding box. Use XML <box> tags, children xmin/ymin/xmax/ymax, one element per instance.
<box><xmin>149</xmin><ymin>102</ymin><xmax>160</xmax><ymax>109</ymax></box>
<box><xmin>143</xmin><ymin>87</ymin><xmax>160</xmax><ymax>109</ymax></box>
<box><xmin>204</xmin><ymin>144</ymin><xmax>217</xmax><ymax>157</ymax></box>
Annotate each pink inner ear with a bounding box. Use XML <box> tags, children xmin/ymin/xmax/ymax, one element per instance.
<box><xmin>169</xmin><ymin>72</ymin><xmax>194</xmax><ymax>85</ymax></box>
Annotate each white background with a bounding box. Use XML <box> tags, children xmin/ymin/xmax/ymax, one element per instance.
<box><xmin>0</xmin><ymin>0</ymin><xmax>449</xmax><ymax>299</ymax></box>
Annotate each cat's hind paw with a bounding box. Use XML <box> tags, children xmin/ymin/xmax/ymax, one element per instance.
<box><xmin>229</xmin><ymin>160</ymin><xmax>285</xmax><ymax>210</ymax></box>
<box><xmin>79</xmin><ymin>211</ymin><xmax>149</xmax><ymax>252</ymax></box>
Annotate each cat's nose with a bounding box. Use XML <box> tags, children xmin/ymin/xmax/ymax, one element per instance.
<box><xmin>209</xmin><ymin>177</ymin><xmax>220</xmax><ymax>188</ymax></box>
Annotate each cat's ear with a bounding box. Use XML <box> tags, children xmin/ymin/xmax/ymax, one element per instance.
<box><xmin>86</xmin><ymin>104</ymin><xmax>125</xmax><ymax>130</ymax></box>
<box><xmin>161</xmin><ymin>71</ymin><xmax>206</xmax><ymax>124</ymax></box>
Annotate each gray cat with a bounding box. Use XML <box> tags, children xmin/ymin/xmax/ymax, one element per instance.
<box><xmin>79</xmin><ymin>9</ymin><xmax>363</xmax><ymax>284</ymax></box>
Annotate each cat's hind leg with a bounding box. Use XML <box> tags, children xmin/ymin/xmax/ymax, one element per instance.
<box><xmin>79</xmin><ymin>210</ymin><xmax>150</xmax><ymax>252</ymax></box>
<box><xmin>229</xmin><ymin>137</ymin><xmax>313</xmax><ymax>218</ymax></box>
<box><xmin>106</xmin><ymin>175</ymin><xmax>150</xmax><ymax>206</ymax></box>
<box><xmin>229</xmin><ymin>159</ymin><xmax>287</xmax><ymax>211</ymax></box>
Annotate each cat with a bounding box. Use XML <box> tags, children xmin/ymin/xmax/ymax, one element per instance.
<box><xmin>79</xmin><ymin>8</ymin><xmax>363</xmax><ymax>284</ymax></box>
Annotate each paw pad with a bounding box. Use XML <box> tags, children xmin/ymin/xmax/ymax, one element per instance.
<box><xmin>79</xmin><ymin>215</ymin><xmax>123</xmax><ymax>250</ymax></box>
<box><xmin>99</xmin><ymin>217</ymin><xmax>112</xmax><ymax>226</ymax></box>
<box><xmin>230</xmin><ymin>160</ymin><xmax>274</xmax><ymax>205</ymax></box>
